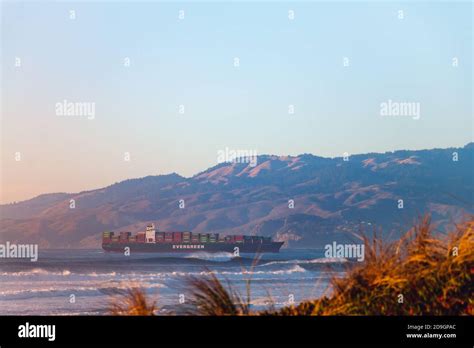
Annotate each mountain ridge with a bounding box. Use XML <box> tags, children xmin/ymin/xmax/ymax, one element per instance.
<box><xmin>1</xmin><ymin>143</ymin><xmax>473</xmax><ymax>248</ymax></box>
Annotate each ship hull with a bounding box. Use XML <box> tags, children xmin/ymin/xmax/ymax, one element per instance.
<box><xmin>102</xmin><ymin>241</ymin><xmax>284</xmax><ymax>253</ymax></box>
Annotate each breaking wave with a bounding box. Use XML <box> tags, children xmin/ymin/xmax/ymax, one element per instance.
<box><xmin>0</xmin><ymin>269</ymin><xmax>72</xmax><ymax>277</ymax></box>
<box><xmin>221</xmin><ymin>265</ymin><xmax>306</xmax><ymax>276</ymax></box>
<box><xmin>145</xmin><ymin>265</ymin><xmax>307</xmax><ymax>277</ymax></box>
<box><xmin>184</xmin><ymin>252</ymin><xmax>235</xmax><ymax>262</ymax></box>
<box><xmin>0</xmin><ymin>282</ymin><xmax>165</xmax><ymax>300</ymax></box>
<box><xmin>258</xmin><ymin>257</ymin><xmax>347</xmax><ymax>268</ymax></box>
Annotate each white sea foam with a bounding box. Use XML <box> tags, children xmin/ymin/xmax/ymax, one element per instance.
<box><xmin>0</xmin><ymin>269</ymin><xmax>72</xmax><ymax>277</ymax></box>
<box><xmin>126</xmin><ymin>265</ymin><xmax>307</xmax><ymax>279</ymax></box>
<box><xmin>221</xmin><ymin>265</ymin><xmax>307</xmax><ymax>275</ymax></box>
<box><xmin>0</xmin><ymin>281</ymin><xmax>165</xmax><ymax>297</ymax></box>
<box><xmin>258</xmin><ymin>257</ymin><xmax>347</xmax><ymax>268</ymax></box>
<box><xmin>184</xmin><ymin>252</ymin><xmax>235</xmax><ymax>261</ymax></box>
<box><xmin>89</xmin><ymin>272</ymin><xmax>117</xmax><ymax>277</ymax></box>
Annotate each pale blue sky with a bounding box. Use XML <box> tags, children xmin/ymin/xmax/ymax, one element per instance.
<box><xmin>1</xmin><ymin>1</ymin><xmax>472</xmax><ymax>203</ymax></box>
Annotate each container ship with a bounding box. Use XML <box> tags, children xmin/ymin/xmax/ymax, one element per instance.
<box><xmin>102</xmin><ymin>224</ymin><xmax>284</xmax><ymax>253</ymax></box>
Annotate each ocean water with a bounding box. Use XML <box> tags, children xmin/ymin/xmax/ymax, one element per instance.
<box><xmin>0</xmin><ymin>249</ymin><xmax>346</xmax><ymax>315</ymax></box>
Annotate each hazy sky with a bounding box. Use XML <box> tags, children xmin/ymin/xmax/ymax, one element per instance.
<box><xmin>1</xmin><ymin>1</ymin><xmax>472</xmax><ymax>203</ymax></box>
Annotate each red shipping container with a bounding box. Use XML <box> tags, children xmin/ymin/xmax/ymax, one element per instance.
<box><xmin>156</xmin><ymin>232</ymin><xmax>165</xmax><ymax>242</ymax></box>
<box><xmin>173</xmin><ymin>232</ymin><xmax>182</xmax><ymax>242</ymax></box>
<box><xmin>136</xmin><ymin>232</ymin><xmax>146</xmax><ymax>243</ymax></box>
<box><xmin>164</xmin><ymin>232</ymin><xmax>173</xmax><ymax>242</ymax></box>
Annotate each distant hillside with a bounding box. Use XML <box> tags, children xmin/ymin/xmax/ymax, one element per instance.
<box><xmin>1</xmin><ymin>144</ymin><xmax>473</xmax><ymax>248</ymax></box>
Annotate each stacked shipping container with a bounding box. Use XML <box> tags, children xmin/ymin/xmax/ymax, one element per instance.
<box><xmin>156</xmin><ymin>232</ymin><xmax>165</xmax><ymax>243</ymax></box>
<box><xmin>183</xmin><ymin>232</ymin><xmax>191</xmax><ymax>243</ymax></box>
<box><xmin>136</xmin><ymin>232</ymin><xmax>146</xmax><ymax>243</ymax></box>
<box><xmin>103</xmin><ymin>229</ymin><xmax>258</xmax><ymax>245</ymax></box>
<box><xmin>102</xmin><ymin>231</ymin><xmax>114</xmax><ymax>243</ymax></box>
<box><xmin>173</xmin><ymin>232</ymin><xmax>182</xmax><ymax>243</ymax></box>
<box><xmin>119</xmin><ymin>232</ymin><xmax>131</xmax><ymax>243</ymax></box>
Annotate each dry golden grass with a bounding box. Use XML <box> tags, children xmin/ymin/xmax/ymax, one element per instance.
<box><xmin>108</xmin><ymin>287</ymin><xmax>157</xmax><ymax>315</ymax></box>
<box><xmin>183</xmin><ymin>272</ymin><xmax>251</xmax><ymax>315</ymax></box>
<box><xmin>270</xmin><ymin>216</ymin><xmax>473</xmax><ymax>316</ymax></box>
<box><xmin>182</xmin><ymin>253</ymin><xmax>261</xmax><ymax>315</ymax></box>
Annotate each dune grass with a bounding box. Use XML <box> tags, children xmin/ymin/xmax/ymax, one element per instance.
<box><xmin>108</xmin><ymin>287</ymin><xmax>157</xmax><ymax>315</ymax></box>
<box><xmin>109</xmin><ymin>215</ymin><xmax>473</xmax><ymax>316</ymax></box>
<box><xmin>182</xmin><ymin>273</ymin><xmax>251</xmax><ymax>315</ymax></box>
<box><xmin>267</xmin><ymin>216</ymin><xmax>473</xmax><ymax>316</ymax></box>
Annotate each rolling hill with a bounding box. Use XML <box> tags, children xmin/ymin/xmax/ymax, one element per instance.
<box><xmin>1</xmin><ymin>144</ymin><xmax>473</xmax><ymax>248</ymax></box>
